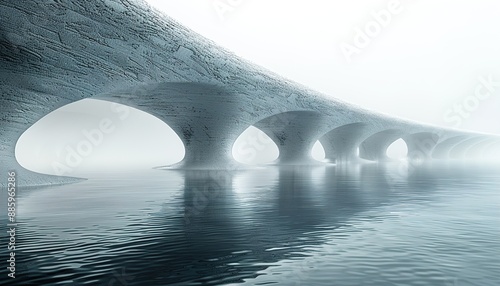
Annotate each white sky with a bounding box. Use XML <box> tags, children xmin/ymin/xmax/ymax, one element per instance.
<box><xmin>16</xmin><ymin>0</ymin><xmax>500</xmax><ymax>175</ymax></box>
<box><xmin>146</xmin><ymin>0</ymin><xmax>500</xmax><ymax>134</ymax></box>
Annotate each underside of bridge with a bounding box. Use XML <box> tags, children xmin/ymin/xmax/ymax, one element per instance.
<box><xmin>403</xmin><ymin>132</ymin><xmax>440</xmax><ymax>161</ymax></box>
<box><xmin>1</xmin><ymin>0</ymin><xmax>498</xmax><ymax>187</ymax></box>
<box><xmin>359</xmin><ymin>129</ymin><xmax>407</xmax><ymax>161</ymax></box>
<box><xmin>319</xmin><ymin>122</ymin><xmax>370</xmax><ymax>164</ymax></box>
<box><xmin>253</xmin><ymin>111</ymin><xmax>330</xmax><ymax>165</ymax></box>
<box><xmin>432</xmin><ymin>136</ymin><xmax>470</xmax><ymax>159</ymax></box>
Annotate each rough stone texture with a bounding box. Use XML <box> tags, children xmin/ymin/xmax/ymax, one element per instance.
<box><xmin>1</xmin><ymin>0</ymin><xmax>498</xmax><ymax>186</ymax></box>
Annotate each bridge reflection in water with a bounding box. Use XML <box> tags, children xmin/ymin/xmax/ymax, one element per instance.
<box><xmin>3</xmin><ymin>162</ymin><xmax>500</xmax><ymax>285</ymax></box>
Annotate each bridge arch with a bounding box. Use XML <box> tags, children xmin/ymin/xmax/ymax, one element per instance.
<box><xmin>15</xmin><ymin>99</ymin><xmax>184</xmax><ymax>176</ymax></box>
<box><xmin>448</xmin><ymin>137</ymin><xmax>487</xmax><ymax>159</ymax></box>
<box><xmin>1</xmin><ymin>0</ymin><xmax>497</xmax><ymax>187</ymax></box>
<box><xmin>432</xmin><ymin>136</ymin><xmax>469</xmax><ymax>159</ymax></box>
<box><xmin>466</xmin><ymin>139</ymin><xmax>500</xmax><ymax>159</ymax></box>
<box><xmin>94</xmin><ymin>82</ymin><xmax>264</xmax><ymax>169</ymax></box>
<box><xmin>403</xmin><ymin>132</ymin><xmax>440</xmax><ymax>162</ymax></box>
<box><xmin>253</xmin><ymin>110</ymin><xmax>331</xmax><ymax>165</ymax></box>
<box><xmin>386</xmin><ymin>138</ymin><xmax>408</xmax><ymax>160</ymax></box>
<box><xmin>232</xmin><ymin>126</ymin><xmax>279</xmax><ymax>165</ymax></box>
<box><xmin>359</xmin><ymin>129</ymin><xmax>407</xmax><ymax>161</ymax></box>
<box><xmin>319</xmin><ymin>122</ymin><xmax>371</xmax><ymax>164</ymax></box>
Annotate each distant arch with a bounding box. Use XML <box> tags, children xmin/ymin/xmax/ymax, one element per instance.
<box><xmin>432</xmin><ymin>136</ymin><xmax>469</xmax><ymax>159</ymax></box>
<box><xmin>448</xmin><ymin>137</ymin><xmax>487</xmax><ymax>159</ymax></box>
<box><xmin>359</xmin><ymin>129</ymin><xmax>406</xmax><ymax>161</ymax></box>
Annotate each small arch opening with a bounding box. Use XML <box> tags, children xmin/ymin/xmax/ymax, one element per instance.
<box><xmin>232</xmin><ymin>126</ymin><xmax>279</xmax><ymax>165</ymax></box>
<box><xmin>311</xmin><ymin>140</ymin><xmax>326</xmax><ymax>161</ymax></box>
<box><xmin>386</xmin><ymin>138</ymin><xmax>408</xmax><ymax>160</ymax></box>
<box><xmin>15</xmin><ymin>99</ymin><xmax>185</xmax><ymax>176</ymax></box>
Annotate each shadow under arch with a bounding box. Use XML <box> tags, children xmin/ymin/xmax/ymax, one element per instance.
<box><xmin>94</xmin><ymin>82</ymin><xmax>262</xmax><ymax>170</ymax></box>
<box><xmin>359</xmin><ymin>129</ymin><xmax>407</xmax><ymax>161</ymax></box>
<box><xmin>252</xmin><ymin>110</ymin><xmax>332</xmax><ymax>165</ymax></box>
<box><xmin>15</xmin><ymin>98</ymin><xmax>185</xmax><ymax>177</ymax></box>
<box><xmin>319</xmin><ymin>122</ymin><xmax>372</xmax><ymax>164</ymax></box>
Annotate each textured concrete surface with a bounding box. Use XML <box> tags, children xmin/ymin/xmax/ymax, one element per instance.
<box><xmin>1</xmin><ymin>0</ymin><xmax>498</xmax><ymax>186</ymax></box>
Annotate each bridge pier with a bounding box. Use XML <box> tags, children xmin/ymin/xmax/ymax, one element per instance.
<box><xmin>359</xmin><ymin>129</ymin><xmax>405</xmax><ymax>161</ymax></box>
<box><xmin>403</xmin><ymin>132</ymin><xmax>439</xmax><ymax>162</ymax></box>
<box><xmin>96</xmin><ymin>82</ymin><xmax>259</xmax><ymax>170</ymax></box>
<box><xmin>319</xmin><ymin>123</ymin><xmax>369</xmax><ymax>164</ymax></box>
<box><xmin>254</xmin><ymin>111</ymin><xmax>328</xmax><ymax>165</ymax></box>
<box><xmin>2</xmin><ymin>0</ymin><xmax>498</xmax><ymax>187</ymax></box>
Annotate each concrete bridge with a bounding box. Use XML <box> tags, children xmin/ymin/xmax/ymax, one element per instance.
<box><xmin>1</xmin><ymin>0</ymin><xmax>499</xmax><ymax>187</ymax></box>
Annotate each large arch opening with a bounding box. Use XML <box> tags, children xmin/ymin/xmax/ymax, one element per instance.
<box><xmin>232</xmin><ymin>126</ymin><xmax>279</xmax><ymax>165</ymax></box>
<box><xmin>15</xmin><ymin>99</ymin><xmax>185</xmax><ymax>177</ymax></box>
<box><xmin>386</xmin><ymin>138</ymin><xmax>408</xmax><ymax>160</ymax></box>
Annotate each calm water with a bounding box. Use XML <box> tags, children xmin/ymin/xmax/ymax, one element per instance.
<box><xmin>1</xmin><ymin>162</ymin><xmax>500</xmax><ymax>285</ymax></box>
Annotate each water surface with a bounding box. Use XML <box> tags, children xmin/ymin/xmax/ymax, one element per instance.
<box><xmin>1</xmin><ymin>162</ymin><xmax>499</xmax><ymax>285</ymax></box>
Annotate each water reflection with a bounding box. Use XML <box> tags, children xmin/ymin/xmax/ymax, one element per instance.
<box><xmin>0</xmin><ymin>163</ymin><xmax>499</xmax><ymax>285</ymax></box>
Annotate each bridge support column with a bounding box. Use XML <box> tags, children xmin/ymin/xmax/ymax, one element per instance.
<box><xmin>403</xmin><ymin>132</ymin><xmax>439</xmax><ymax>162</ymax></box>
<box><xmin>319</xmin><ymin>123</ymin><xmax>368</xmax><ymax>164</ymax></box>
<box><xmin>97</xmin><ymin>83</ymin><xmax>259</xmax><ymax>170</ymax></box>
<box><xmin>254</xmin><ymin>111</ymin><xmax>328</xmax><ymax>165</ymax></box>
<box><xmin>359</xmin><ymin>130</ymin><xmax>404</xmax><ymax>161</ymax></box>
